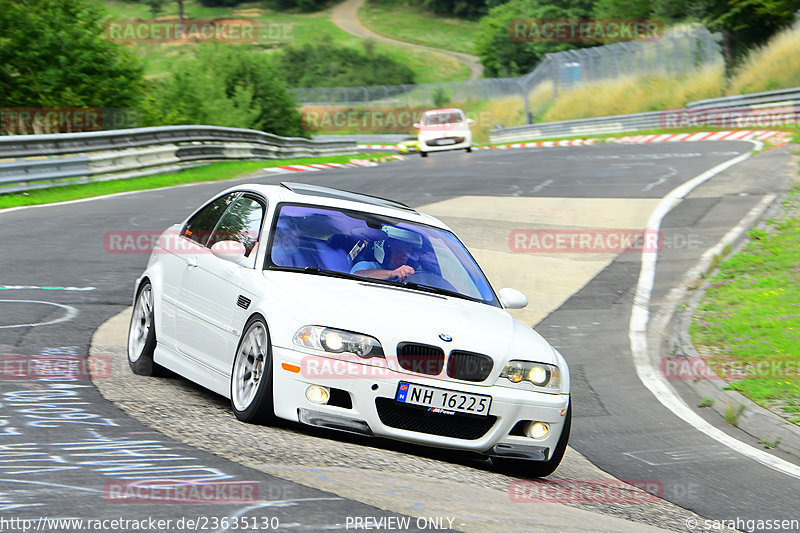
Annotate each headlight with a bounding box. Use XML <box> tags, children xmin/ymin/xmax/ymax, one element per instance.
<box><xmin>293</xmin><ymin>326</ymin><xmax>384</xmax><ymax>359</ymax></box>
<box><xmin>500</xmin><ymin>360</ymin><xmax>560</xmax><ymax>390</ymax></box>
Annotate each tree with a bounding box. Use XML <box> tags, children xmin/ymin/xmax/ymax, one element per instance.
<box><xmin>699</xmin><ymin>0</ymin><xmax>800</xmax><ymax>67</ymax></box>
<box><xmin>144</xmin><ymin>45</ymin><xmax>305</xmax><ymax>137</ymax></box>
<box><xmin>592</xmin><ymin>0</ymin><xmax>652</xmax><ymax>19</ymax></box>
<box><xmin>475</xmin><ymin>0</ymin><xmax>593</xmax><ymax>77</ymax></box>
<box><xmin>140</xmin><ymin>0</ymin><xmax>167</xmax><ymax>17</ymax></box>
<box><xmin>276</xmin><ymin>41</ymin><xmax>416</xmax><ymax>87</ymax></box>
<box><xmin>0</xmin><ymin>0</ymin><xmax>144</xmax><ymax>109</ymax></box>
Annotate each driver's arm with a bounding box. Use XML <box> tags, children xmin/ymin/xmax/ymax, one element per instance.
<box><xmin>353</xmin><ymin>265</ymin><xmax>415</xmax><ymax>281</ymax></box>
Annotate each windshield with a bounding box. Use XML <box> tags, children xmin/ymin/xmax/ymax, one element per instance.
<box><xmin>268</xmin><ymin>204</ymin><xmax>498</xmax><ymax>306</ymax></box>
<box><xmin>422</xmin><ymin>111</ymin><xmax>464</xmax><ymax>126</ymax></box>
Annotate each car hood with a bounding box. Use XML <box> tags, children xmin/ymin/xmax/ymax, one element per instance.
<box><xmin>264</xmin><ymin>271</ymin><xmax>557</xmax><ymax>369</ymax></box>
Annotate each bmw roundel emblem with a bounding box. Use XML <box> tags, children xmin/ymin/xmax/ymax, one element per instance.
<box><xmin>439</xmin><ymin>333</ymin><xmax>453</xmax><ymax>342</ymax></box>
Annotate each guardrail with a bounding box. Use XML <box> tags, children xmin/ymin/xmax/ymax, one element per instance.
<box><xmin>687</xmin><ymin>87</ymin><xmax>800</xmax><ymax>110</ymax></box>
<box><xmin>0</xmin><ymin>125</ymin><xmax>357</xmax><ymax>194</ymax></box>
<box><xmin>490</xmin><ymin>87</ymin><xmax>800</xmax><ymax>143</ymax></box>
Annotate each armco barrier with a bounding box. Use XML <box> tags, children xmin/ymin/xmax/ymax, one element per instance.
<box><xmin>490</xmin><ymin>87</ymin><xmax>800</xmax><ymax>143</ymax></box>
<box><xmin>0</xmin><ymin>125</ymin><xmax>357</xmax><ymax>194</ymax></box>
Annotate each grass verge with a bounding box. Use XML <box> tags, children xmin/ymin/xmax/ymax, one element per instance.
<box><xmin>691</xmin><ymin>182</ymin><xmax>800</xmax><ymax>424</ymax></box>
<box><xmin>541</xmin><ymin>65</ymin><xmax>725</xmax><ymax>123</ymax></box>
<box><xmin>0</xmin><ymin>153</ymin><xmax>392</xmax><ymax>210</ymax></box>
<box><xmin>358</xmin><ymin>0</ymin><xmax>479</xmax><ymax>55</ymax></box>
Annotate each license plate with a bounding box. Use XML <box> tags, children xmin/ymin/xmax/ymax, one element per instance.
<box><xmin>395</xmin><ymin>382</ymin><xmax>491</xmax><ymax>416</ymax></box>
<box><xmin>436</xmin><ymin>139</ymin><xmax>456</xmax><ymax>145</ymax></box>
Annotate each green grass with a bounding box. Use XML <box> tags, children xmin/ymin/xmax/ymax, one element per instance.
<box><xmin>0</xmin><ymin>153</ymin><xmax>392</xmax><ymax>210</ymax></box>
<box><xmin>698</xmin><ymin>397</ymin><xmax>715</xmax><ymax>408</ymax></box>
<box><xmin>691</xmin><ymin>184</ymin><xmax>800</xmax><ymax>423</ymax></box>
<box><xmin>358</xmin><ymin>1</ymin><xmax>479</xmax><ymax>55</ymax></box>
<box><xmin>102</xmin><ymin>0</ymin><xmax>469</xmax><ymax>83</ymax></box>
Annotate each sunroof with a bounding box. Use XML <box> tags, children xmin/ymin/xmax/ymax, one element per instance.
<box><xmin>280</xmin><ymin>182</ymin><xmax>417</xmax><ymax>213</ymax></box>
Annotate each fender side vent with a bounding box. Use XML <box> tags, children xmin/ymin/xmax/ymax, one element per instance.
<box><xmin>237</xmin><ymin>295</ymin><xmax>251</xmax><ymax>310</ymax></box>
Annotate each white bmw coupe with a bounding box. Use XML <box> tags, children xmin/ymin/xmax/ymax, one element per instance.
<box><xmin>127</xmin><ymin>182</ymin><xmax>571</xmax><ymax>476</ymax></box>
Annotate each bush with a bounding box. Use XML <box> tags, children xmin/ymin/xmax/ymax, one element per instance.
<box><xmin>277</xmin><ymin>41</ymin><xmax>416</xmax><ymax>88</ymax></box>
<box><xmin>142</xmin><ymin>45</ymin><xmax>305</xmax><ymax>137</ymax></box>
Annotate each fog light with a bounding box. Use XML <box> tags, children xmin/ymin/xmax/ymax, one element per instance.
<box><xmin>305</xmin><ymin>385</ymin><xmax>330</xmax><ymax>404</ymax></box>
<box><xmin>526</xmin><ymin>422</ymin><xmax>550</xmax><ymax>440</ymax></box>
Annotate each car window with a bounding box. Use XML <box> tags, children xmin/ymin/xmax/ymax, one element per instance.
<box><xmin>182</xmin><ymin>192</ymin><xmax>238</xmax><ymax>246</ymax></box>
<box><xmin>268</xmin><ymin>204</ymin><xmax>499</xmax><ymax>306</ymax></box>
<box><xmin>423</xmin><ymin>111</ymin><xmax>464</xmax><ymax>125</ymax></box>
<box><xmin>208</xmin><ymin>196</ymin><xmax>264</xmax><ymax>256</ymax></box>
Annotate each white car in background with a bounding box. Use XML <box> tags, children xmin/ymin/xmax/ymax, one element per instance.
<box><xmin>127</xmin><ymin>182</ymin><xmax>571</xmax><ymax>476</ymax></box>
<box><xmin>415</xmin><ymin>108</ymin><xmax>474</xmax><ymax>157</ymax></box>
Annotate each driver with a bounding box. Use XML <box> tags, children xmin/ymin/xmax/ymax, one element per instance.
<box><xmin>350</xmin><ymin>226</ymin><xmax>421</xmax><ymax>282</ymax></box>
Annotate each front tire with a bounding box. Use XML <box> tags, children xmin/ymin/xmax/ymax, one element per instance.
<box><xmin>466</xmin><ymin>146</ymin><xmax>472</xmax><ymax>153</ymax></box>
<box><xmin>420</xmin><ymin>151</ymin><xmax>428</xmax><ymax>158</ymax></box>
<box><xmin>492</xmin><ymin>398</ymin><xmax>571</xmax><ymax>478</ymax></box>
<box><xmin>231</xmin><ymin>316</ymin><xmax>274</xmax><ymax>423</ymax></box>
<box><xmin>127</xmin><ymin>281</ymin><xmax>161</xmax><ymax>376</ymax></box>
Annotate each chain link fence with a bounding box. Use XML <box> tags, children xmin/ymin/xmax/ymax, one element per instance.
<box><xmin>293</xmin><ymin>27</ymin><xmax>721</xmax><ymax>124</ymax></box>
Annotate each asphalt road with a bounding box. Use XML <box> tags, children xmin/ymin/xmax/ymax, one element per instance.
<box><xmin>0</xmin><ymin>141</ymin><xmax>797</xmax><ymax>531</ymax></box>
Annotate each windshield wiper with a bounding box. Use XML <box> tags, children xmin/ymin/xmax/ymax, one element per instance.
<box><xmin>271</xmin><ymin>265</ymin><xmax>360</xmax><ymax>281</ymax></box>
<box><xmin>302</xmin><ymin>267</ymin><xmax>361</xmax><ymax>280</ymax></box>
<box><xmin>402</xmin><ymin>281</ymin><xmax>480</xmax><ymax>302</ymax></box>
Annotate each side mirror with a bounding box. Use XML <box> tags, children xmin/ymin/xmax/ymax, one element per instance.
<box><xmin>498</xmin><ymin>288</ymin><xmax>528</xmax><ymax>309</ymax></box>
<box><xmin>211</xmin><ymin>240</ymin><xmax>248</xmax><ymax>265</ymax></box>
<box><xmin>466</xmin><ymin>118</ymin><xmax>475</xmax><ymax>125</ymax></box>
<box><xmin>413</xmin><ymin>123</ymin><xmax>421</xmax><ymax>129</ymax></box>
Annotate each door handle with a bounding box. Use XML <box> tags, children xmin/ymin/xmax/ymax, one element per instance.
<box><xmin>187</xmin><ymin>257</ymin><xmax>198</xmax><ymax>268</ymax></box>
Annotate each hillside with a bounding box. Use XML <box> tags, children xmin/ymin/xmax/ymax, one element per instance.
<box><xmin>101</xmin><ymin>0</ymin><xmax>471</xmax><ymax>84</ymax></box>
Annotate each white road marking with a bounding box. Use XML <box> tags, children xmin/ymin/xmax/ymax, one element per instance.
<box><xmin>0</xmin><ymin>300</ymin><xmax>78</xmax><ymax>329</ymax></box>
<box><xmin>642</xmin><ymin>166</ymin><xmax>678</xmax><ymax>193</ymax></box>
<box><xmin>629</xmin><ymin>141</ymin><xmax>800</xmax><ymax>479</ymax></box>
<box><xmin>0</xmin><ymin>286</ymin><xmax>95</xmax><ymax>291</ymax></box>
<box><xmin>531</xmin><ymin>179</ymin><xmax>554</xmax><ymax>194</ymax></box>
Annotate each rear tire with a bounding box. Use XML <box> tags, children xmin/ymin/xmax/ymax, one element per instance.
<box><xmin>231</xmin><ymin>316</ymin><xmax>275</xmax><ymax>424</ymax></box>
<box><xmin>127</xmin><ymin>281</ymin><xmax>162</xmax><ymax>376</ymax></box>
<box><xmin>420</xmin><ymin>151</ymin><xmax>428</xmax><ymax>158</ymax></box>
<box><xmin>466</xmin><ymin>146</ymin><xmax>472</xmax><ymax>153</ymax></box>
<box><xmin>492</xmin><ymin>398</ymin><xmax>571</xmax><ymax>478</ymax></box>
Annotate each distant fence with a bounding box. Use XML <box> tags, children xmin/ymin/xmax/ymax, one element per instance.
<box><xmin>0</xmin><ymin>126</ymin><xmax>356</xmax><ymax>194</ymax></box>
<box><xmin>489</xmin><ymin>86</ymin><xmax>800</xmax><ymax>142</ymax></box>
<box><xmin>292</xmin><ymin>27</ymin><xmax>720</xmax><ymax>125</ymax></box>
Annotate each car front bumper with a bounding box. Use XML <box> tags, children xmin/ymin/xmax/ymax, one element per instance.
<box><xmin>418</xmin><ymin>134</ymin><xmax>471</xmax><ymax>152</ymax></box>
<box><xmin>272</xmin><ymin>346</ymin><xmax>570</xmax><ymax>459</ymax></box>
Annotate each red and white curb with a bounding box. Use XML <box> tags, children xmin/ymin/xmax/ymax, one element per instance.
<box><xmin>266</xmin><ymin>155</ymin><xmax>404</xmax><ymax>174</ymax></box>
<box><xmin>358</xmin><ymin>130</ymin><xmax>793</xmax><ymax>153</ymax></box>
<box><xmin>358</xmin><ymin>139</ymin><xmax>595</xmax><ymax>151</ymax></box>
<box><xmin>487</xmin><ymin>138</ymin><xmax>596</xmax><ymax>149</ymax></box>
<box><xmin>611</xmin><ymin>130</ymin><xmax>792</xmax><ymax>145</ymax></box>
